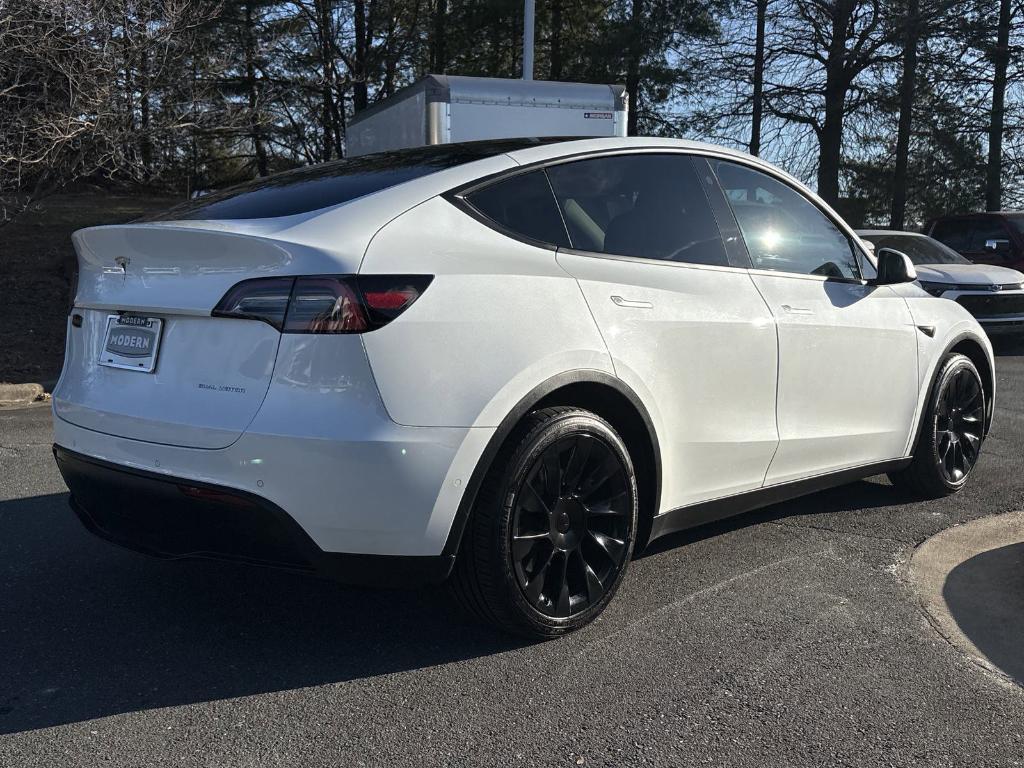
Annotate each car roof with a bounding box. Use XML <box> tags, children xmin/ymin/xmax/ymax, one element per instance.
<box><xmin>856</xmin><ymin>230</ymin><xmax>928</xmax><ymax>237</ymax></box>
<box><xmin>502</xmin><ymin>136</ymin><xmax>762</xmax><ymax>172</ymax></box>
<box><xmin>932</xmin><ymin>211</ymin><xmax>1024</xmax><ymax>220</ymax></box>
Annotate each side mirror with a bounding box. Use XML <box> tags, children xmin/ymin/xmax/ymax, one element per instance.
<box><xmin>871</xmin><ymin>247</ymin><xmax>917</xmax><ymax>285</ymax></box>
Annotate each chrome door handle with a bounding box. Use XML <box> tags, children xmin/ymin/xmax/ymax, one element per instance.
<box><xmin>781</xmin><ymin>304</ymin><xmax>813</xmax><ymax>315</ymax></box>
<box><xmin>610</xmin><ymin>295</ymin><xmax>653</xmax><ymax>309</ymax></box>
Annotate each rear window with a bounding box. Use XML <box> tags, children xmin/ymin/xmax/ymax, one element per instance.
<box><xmin>143</xmin><ymin>140</ymin><xmax>555</xmax><ymax>222</ymax></box>
<box><xmin>465</xmin><ymin>170</ymin><xmax>570</xmax><ymax>247</ymax></box>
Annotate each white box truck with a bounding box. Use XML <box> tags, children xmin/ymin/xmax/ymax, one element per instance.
<box><xmin>345</xmin><ymin>75</ymin><xmax>627</xmax><ymax>157</ymax></box>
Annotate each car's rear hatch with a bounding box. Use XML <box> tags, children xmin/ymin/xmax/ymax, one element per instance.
<box><xmin>54</xmin><ymin>222</ymin><xmax>364</xmax><ymax>449</ymax></box>
<box><xmin>53</xmin><ymin>146</ymin><xmax>520</xmax><ymax>450</ymax></box>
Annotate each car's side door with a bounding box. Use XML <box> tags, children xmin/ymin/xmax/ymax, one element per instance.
<box><xmin>711</xmin><ymin>159</ymin><xmax>919</xmax><ymax>485</ymax></box>
<box><xmin>548</xmin><ymin>152</ymin><xmax>780</xmax><ymax>512</ymax></box>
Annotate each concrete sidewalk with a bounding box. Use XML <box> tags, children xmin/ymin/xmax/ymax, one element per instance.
<box><xmin>0</xmin><ymin>383</ymin><xmax>45</xmax><ymax>408</ymax></box>
<box><xmin>910</xmin><ymin>510</ymin><xmax>1024</xmax><ymax>686</ymax></box>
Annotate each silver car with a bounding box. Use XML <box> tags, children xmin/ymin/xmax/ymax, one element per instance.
<box><xmin>858</xmin><ymin>230</ymin><xmax>1024</xmax><ymax>335</ymax></box>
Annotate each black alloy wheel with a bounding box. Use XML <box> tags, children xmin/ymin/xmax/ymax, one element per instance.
<box><xmin>933</xmin><ymin>363</ymin><xmax>985</xmax><ymax>484</ymax></box>
<box><xmin>510</xmin><ymin>432</ymin><xmax>633</xmax><ymax>618</ymax></box>
<box><xmin>889</xmin><ymin>353</ymin><xmax>986</xmax><ymax>498</ymax></box>
<box><xmin>451</xmin><ymin>407</ymin><xmax>638</xmax><ymax>638</ymax></box>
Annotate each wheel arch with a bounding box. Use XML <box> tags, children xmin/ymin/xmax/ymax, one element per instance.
<box><xmin>908</xmin><ymin>331</ymin><xmax>995</xmax><ymax>459</ymax></box>
<box><xmin>441</xmin><ymin>370</ymin><xmax>663</xmax><ymax>558</ymax></box>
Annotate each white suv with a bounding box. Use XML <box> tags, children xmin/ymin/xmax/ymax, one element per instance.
<box><xmin>53</xmin><ymin>137</ymin><xmax>994</xmax><ymax>637</ymax></box>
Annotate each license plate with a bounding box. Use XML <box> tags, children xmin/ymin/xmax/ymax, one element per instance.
<box><xmin>99</xmin><ymin>314</ymin><xmax>164</xmax><ymax>373</ymax></box>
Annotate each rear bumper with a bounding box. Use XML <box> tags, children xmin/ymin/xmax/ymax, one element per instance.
<box><xmin>54</xmin><ymin>445</ymin><xmax>455</xmax><ymax>586</ymax></box>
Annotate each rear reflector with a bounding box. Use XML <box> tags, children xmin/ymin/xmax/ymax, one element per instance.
<box><xmin>213</xmin><ymin>275</ymin><xmax>431</xmax><ymax>333</ymax></box>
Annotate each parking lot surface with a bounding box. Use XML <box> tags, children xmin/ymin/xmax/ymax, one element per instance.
<box><xmin>2</xmin><ymin>344</ymin><xmax>1023</xmax><ymax>767</ymax></box>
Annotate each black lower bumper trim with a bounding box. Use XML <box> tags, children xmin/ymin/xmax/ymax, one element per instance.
<box><xmin>53</xmin><ymin>445</ymin><xmax>455</xmax><ymax>587</ymax></box>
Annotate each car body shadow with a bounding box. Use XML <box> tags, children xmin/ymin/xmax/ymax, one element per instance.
<box><xmin>640</xmin><ymin>477</ymin><xmax>905</xmax><ymax>557</ymax></box>
<box><xmin>0</xmin><ymin>477</ymin><xmax>932</xmax><ymax>733</ymax></box>
<box><xmin>0</xmin><ymin>492</ymin><xmax>526</xmax><ymax>735</ymax></box>
<box><xmin>942</xmin><ymin>542</ymin><xmax>1024</xmax><ymax>686</ymax></box>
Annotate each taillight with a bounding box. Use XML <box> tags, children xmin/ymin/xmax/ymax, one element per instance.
<box><xmin>212</xmin><ymin>275</ymin><xmax>432</xmax><ymax>334</ymax></box>
<box><xmin>213</xmin><ymin>277</ymin><xmax>294</xmax><ymax>330</ymax></box>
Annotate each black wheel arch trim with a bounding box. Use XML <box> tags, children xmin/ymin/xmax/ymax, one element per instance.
<box><xmin>441</xmin><ymin>370</ymin><xmax>662</xmax><ymax>557</ymax></box>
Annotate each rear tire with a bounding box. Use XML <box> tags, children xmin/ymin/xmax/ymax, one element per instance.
<box><xmin>888</xmin><ymin>353</ymin><xmax>985</xmax><ymax>499</ymax></box>
<box><xmin>450</xmin><ymin>407</ymin><xmax>638</xmax><ymax>638</ymax></box>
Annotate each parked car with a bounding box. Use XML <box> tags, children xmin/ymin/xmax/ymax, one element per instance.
<box><xmin>858</xmin><ymin>230</ymin><xmax>1024</xmax><ymax>335</ymax></box>
<box><xmin>927</xmin><ymin>212</ymin><xmax>1024</xmax><ymax>272</ymax></box>
<box><xmin>53</xmin><ymin>137</ymin><xmax>995</xmax><ymax>638</ymax></box>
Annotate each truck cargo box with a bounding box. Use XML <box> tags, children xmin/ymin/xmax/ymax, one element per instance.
<box><xmin>346</xmin><ymin>75</ymin><xmax>627</xmax><ymax>157</ymax></box>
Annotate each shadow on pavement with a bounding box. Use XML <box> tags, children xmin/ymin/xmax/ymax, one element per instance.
<box><xmin>0</xmin><ymin>476</ymin><xmax>929</xmax><ymax>733</ymax></box>
<box><xmin>0</xmin><ymin>492</ymin><xmax>525</xmax><ymax>735</ymax></box>
<box><xmin>942</xmin><ymin>542</ymin><xmax>1024</xmax><ymax>685</ymax></box>
<box><xmin>992</xmin><ymin>337</ymin><xmax>1024</xmax><ymax>358</ymax></box>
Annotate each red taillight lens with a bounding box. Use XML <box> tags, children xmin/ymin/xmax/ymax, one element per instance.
<box><xmin>284</xmin><ymin>277</ymin><xmax>368</xmax><ymax>333</ymax></box>
<box><xmin>212</xmin><ymin>275</ymin><xmax>431</xmax><ymax>334</ymax></box>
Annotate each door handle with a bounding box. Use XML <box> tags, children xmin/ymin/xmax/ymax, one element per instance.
<box><xmin>610</xmin><ymin>295</ymin><xmax>653</xmax><ymax>309</ymax></box>
<box><xmin>780</xmin><ymin>304</ymin><xmax>813</xmax><ymax>315</ymax></box>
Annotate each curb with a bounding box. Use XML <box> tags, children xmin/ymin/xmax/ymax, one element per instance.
<box><xmin>0</xmin><ymin>383</ymin><xmax>47</xmax><ymax>408</ymax></box>
<box><xmin>909</xmin><ymin>510</ymin><xmax>1024</xmax><ymax>688</ymax></box>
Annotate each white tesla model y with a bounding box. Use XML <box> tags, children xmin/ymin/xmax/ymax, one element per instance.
<box><xmin>53</xmin><ymin>137</ymin><xmax>994</xmax><ymax>637</ymax></box>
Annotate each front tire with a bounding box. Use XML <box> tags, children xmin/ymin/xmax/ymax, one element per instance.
<box><xmin>451</xmin><ymin>407</ymin><xmax>638</xmax><ymax>638</ymax></box>
<box><xmin>889</xmin><ymin>353</ymin><xmax>986</xmax><ymax>499</ymax></box>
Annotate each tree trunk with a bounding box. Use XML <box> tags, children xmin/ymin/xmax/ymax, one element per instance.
<box><xmin>890</xmin><ymin>0</ymin><xmax>919</xmax><ymax>229</ymax></box>
<box><xmin>550</xmin><ymin>0</ymin><xmax>563</xmax><ymax>81</ymax></box>
<box><xmin>817</xmin><ymin>74</ymin><xmax>846</xmax><ymax>206</ymax></box>
<box><xmin>986</xmin><ymin>0</ymin><xmax>1011</xmax><ymax>211</ymax></box>
<box><xmin>626</xmin><ymin>0</ymin><xmax>643</xmax><ymax>136</ymax></box>
<box><xmin>244</xmin><ymin>2</ymin><xmax>269</xmax><ymax>176</ymax></box>
<box><xmin>430</xmin><ymin>0</ymin><xmax>447</xmax><ymax>72</ymax></box>
<box><xmin>140</xmin><ymin>47</ymin><xmax>153</xmax><ymax>180</ymax></box>
<box><xmin>353</xmin><ymin>0</ymin><xmax>369</xmax><ymax>112</ymax></box>
<box><xmin>816</xmin><ymin>1</ymin><xmax>853</xmax><ymax>207</ymax></box>
<box><xmin>315</xmin><ymin>0</ymin><xmax>337</xmax><ymax>159</ymax></box>
<box><xmin>749</xmin><ymin>0</ymin><xmax>767</xmax><ymax>156</ymax></box>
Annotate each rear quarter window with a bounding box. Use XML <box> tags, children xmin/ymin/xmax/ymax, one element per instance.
<box><xmin>464</xmin><ymin>170</ymin><xmax>570</xmax><ymax>247</ymax></box>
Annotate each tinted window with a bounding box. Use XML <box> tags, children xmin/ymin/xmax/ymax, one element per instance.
<box><xmin>861</xmin><ymin>234</ymin><xmax>970</xmax><ymax>265</ymax></box>
<box><xmin>546</xmin><ymin>154</ymin><xmax>729</xmax><ymax>266</ymax></box>
<box><xmin>466</xmin><ymin>170</ymin><xmax>570</xmax><ymax>247</ymax></box>
<box><xmin>1008</xmin><ymin>216</ymin><xmax>1024</xmax><ymax>239</ymax></box>
<box><xmin>967</xmin><ymin>219</ymin><xmax>1010</xmax><ymax>250</ymax></box>
<box><xmin>713</xmin><ymin>160</ymin><xmax>860</xmax><ymax>279</ymax></box>
<box><xmin>143</xmin><ymin>140</ymin><xmax>552</xmax><ymax>222</ymax></box>
<box><xmin>931</xmin><ymin>219</ymin><xmax>973</xmax><ymax>251</ymax></box>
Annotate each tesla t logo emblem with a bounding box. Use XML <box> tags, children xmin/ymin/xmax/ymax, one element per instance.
<box><xmin>114</xmin><ymin>256</ymin><xmax>129</xmax><ymax>275</ymax></box>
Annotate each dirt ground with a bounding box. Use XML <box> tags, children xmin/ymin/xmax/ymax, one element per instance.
<box><xmin>0</xmin><ymin>193</ymin><xmax>176</xmax><ymax>384</ymax></box>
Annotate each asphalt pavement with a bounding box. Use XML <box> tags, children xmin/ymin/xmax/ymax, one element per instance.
<box><xmin>1</xmin><ymin>342</ymin><xmax>1023</xmax><ymax>767</ymax></box>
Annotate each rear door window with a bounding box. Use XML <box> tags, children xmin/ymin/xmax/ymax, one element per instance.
<box><xmin>465</xmin><ymin>170</ymin><xmax>570</xmax><ymax>247</ymax></box>
<box><xmin>545</xmin><ymin>153</ymin><xmax>730</xmax><ymax>267</ymax></box>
